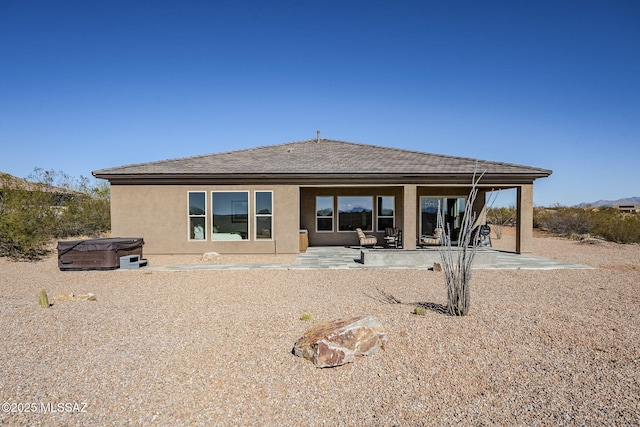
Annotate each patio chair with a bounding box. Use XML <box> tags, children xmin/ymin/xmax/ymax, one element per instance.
<box><xmin>384</xmin><ymin>227</ymin><xmax>402</xmax><ymax>248</ymax></box>
<box><xmin>420</xmin><ymin>227</ymin><xmax>443</xmax><ymax>246</ymax></box>
<box><xmin>356</xmin><ymin>228</ymin><xmax>377</xmax><ymax>247</ymax></box>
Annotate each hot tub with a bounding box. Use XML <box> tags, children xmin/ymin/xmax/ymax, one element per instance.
<box><xmin>57</xmin><ymin>237</ymin><xmax>144</xmax><ymax>271</ymax></box>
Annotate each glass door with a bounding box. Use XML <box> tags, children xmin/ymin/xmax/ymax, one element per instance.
<box><xmin>420</xmin><ymin>197</ymin><xmax>466</xmax><ymax>240</ymax></box>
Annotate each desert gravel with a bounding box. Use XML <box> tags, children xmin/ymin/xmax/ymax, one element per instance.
<box><xmin>1</xmin><ymin>229</ymin><xmax>639</xmax><ymax>426</ymax></box>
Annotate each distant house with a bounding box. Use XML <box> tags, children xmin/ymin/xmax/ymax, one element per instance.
<box><xmin>614</xmin><ymin>204</ymin><xmax>640</xmax><ymax>213</ymax></box>
<box><xmin>92</xmin><ymin>138</ymin><xmax>552</xmax><ymax>255</ymax></box>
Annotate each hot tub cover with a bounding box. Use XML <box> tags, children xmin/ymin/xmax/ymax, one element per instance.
<box><xmin>57</xmin><ymin>237</ymin><xmax>144</xmax><ymax>253</ymax></box>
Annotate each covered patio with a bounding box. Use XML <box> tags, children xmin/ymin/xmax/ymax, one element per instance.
<box><xmin>300</xmin><ymin>183</ymin><xmax>538</xmax><ymax>254</ymax></box>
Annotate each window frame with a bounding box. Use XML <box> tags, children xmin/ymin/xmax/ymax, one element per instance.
<box><xmin>211</xmin><ymin>190</ymin><xmax>250</xmax><ymax>241</ymax></box>
<box><xmin>419</xmin><ymin>196</ymin><xmax>467</xmax><ymax>238</ymax></box>
<box><xmin>337</xmin><ymin>195</ymin><xmax>374</xmax><ymax>232</ymax></box>
<box><xmin>187</xmin><ymin>191</ymin><xmax>207</xmax><ymax>241</ymax></box>
<box><xmin>376</xmin><ymin>195</ymin><xmax>395</xmax><ymax>232</ymax></box>
<box><xmin>254</xmin><ymin>190</ymin><xmax>273</xmax><ymax>241</ymax></box>
<box><xmin>315</xmin><ymin>196</ymin><xmax>334</xmax><ymax>232</ymax></box>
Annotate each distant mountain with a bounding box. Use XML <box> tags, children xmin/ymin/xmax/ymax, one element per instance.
<box><xmin>576</xmin><ymin>197</ymin><xmax>640</xmax><ymax>207</ymax></box>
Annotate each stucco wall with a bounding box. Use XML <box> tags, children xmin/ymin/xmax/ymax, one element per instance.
<box><xmin>110</xmin><ymin>184</ymin><xmax>300</xmax><ymax>254</ymax></box>
<box><xmin>109</xmin><ymin>182</ymin><xmax>529</xmax><ymax>254</ymax></box>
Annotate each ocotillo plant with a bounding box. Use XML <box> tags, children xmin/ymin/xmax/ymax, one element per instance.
<box><xmin>437</xmin><ymin>171</ymin><xmax>484</xmax><ymax>316</ymax></box>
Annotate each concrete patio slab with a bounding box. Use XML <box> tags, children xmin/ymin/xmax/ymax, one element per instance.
<box><xmin>144</xmin><ymin>246</ymin><xmax>593</xmax><ymax>271</ymax></box>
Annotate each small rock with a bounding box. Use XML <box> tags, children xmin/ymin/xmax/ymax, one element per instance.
<box><xmin>293</xmin><ymin>315</ymin><xmax>386</xmax><ymax>368</ymax></box>
<box><xmin>201</xmin><ymin>251</ymin><xmax>221</xmax><ymax>262</ymax></box>
<box><xmin>54</xmin><ymin>293</ymin><xmax>97</xmax><ymax>302</ymax></box>
<box><xmin>74</xmin><ymin>293</ymin><xmax>97</xmax><ymax>301</ymax></box>
<box><xmin>433</xmin><ymin>262</ymin><xmax>442</xmax><ymax>271</ymax></box>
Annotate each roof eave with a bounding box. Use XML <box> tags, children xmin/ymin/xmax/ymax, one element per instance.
<box><xmin>93</xmin><ymin>171</ymin><xmax>552</xmax><ymax>186</ymax></box>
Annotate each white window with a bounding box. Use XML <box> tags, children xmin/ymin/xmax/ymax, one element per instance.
<box><xmin>255</xmin><ymin>191</ymin><xmax>273</xmax><ymax>240</ymax></box>
<box><xmin>212</xmin><ymin>191</ymin><xmax>249</xmax><ymax>240</ymax></box>
<box><xmin>316</xmin><ymin>196</ymin><xmax>334</xmax><ymax>232</ymax></box>
<box><xmin>188</xmin><ymin>192</ymin><xmax>206</xmax><ymax>240</ymax></box>
<box><xmin>338</xmin><ymin>196</ymin><xmax>373</xmax><ymax>231</ymax></box>
<box><xmin>377</xmin><ymin>196</ymin><xmax>395</xmax><ymax>231</ymax></box>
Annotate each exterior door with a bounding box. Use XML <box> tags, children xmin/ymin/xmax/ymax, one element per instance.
<box><xmin>420</xmin><ymin>197</ymin><xmax>466</xmax><ymax>240</ymax></box>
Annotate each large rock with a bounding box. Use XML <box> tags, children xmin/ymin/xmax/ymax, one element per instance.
<box><xmin>293</xmin><ymin>315</ymin><xmax>386</xmax><ymax>368</ymax></box>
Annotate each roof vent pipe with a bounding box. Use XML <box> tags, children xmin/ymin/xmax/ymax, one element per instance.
<box><xmin>316</xmin><ymin>130</ymin><xmax>320</xmax><ymax>143</ymax></box>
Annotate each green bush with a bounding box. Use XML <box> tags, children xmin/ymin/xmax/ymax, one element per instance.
<box><xmin>534</xmin><ymin>206</ymin><xmax>590</xmax><ymax>235</ymax></box>
<box><xmin>300</xmin><ymin>313</ymin><xmax>312</xmax><ymax>321</ymax></box>
<box><xmin>53</xmin><ymin>183</ymin><xmax>110</xmax><ymax>238</ymax></box>
<box><xmin>0</xmin><ymin>186</ymin><xmax>58</xmax><ymax>259</ymax></box>
<box><xmin>589</xmin><ymin>208</ymin><xmax>640</xmax><ymax>243</ymax></box>
<box><xmin>0</xmin><ymin>169</ymin><xmax>111</xmax><ymax>260</ymax></box>
<box><xmin>534</xmin><ymin>206</ymin><xmax>640</xmax><ymax>244</ymax></box>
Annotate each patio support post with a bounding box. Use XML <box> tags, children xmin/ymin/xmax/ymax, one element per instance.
<box><xmin>516</xmin><ymin>184</ymin><xmax>533</xmax><ymax>254</ymax></box>
<box><xmin>403</xmin><ymin>184</ymin><xmax>417</xmax><ymax>250</ymax></box>
<box><xmin>473</xmin><ymin>190</ymin><xmax>486</xmax><ymax>223</ymax></box>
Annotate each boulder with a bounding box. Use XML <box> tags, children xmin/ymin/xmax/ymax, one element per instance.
<box><xmin>293</xmin><ymin>315</ymin><xmax>386</xmax><ymax>368</ymax></box>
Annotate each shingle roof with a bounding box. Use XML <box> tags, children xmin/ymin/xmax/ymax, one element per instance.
<box><xmin>93</xmin><ymin>138</ymin><xmax>552</xmax><ymax>184</ymax></box>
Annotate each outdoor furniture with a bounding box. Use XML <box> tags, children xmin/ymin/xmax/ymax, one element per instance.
<box><xmin>384</xmin><ymin>227</ymin><xmax>402</xmax><ymax>248</ymax></box>
<box><xmin>356</xmin><ymin>228</ymin><xmax>377</xmax><ymax>247</ymax></box>
<box><xmin>478</xmin><ymin>224</ymin><xmax>492</xmax><ymax>247</ymax></box>
<box><xmin>420</xmin><ymin>227</ymin><xmax>443</xmax><ymax>246</ymax></box>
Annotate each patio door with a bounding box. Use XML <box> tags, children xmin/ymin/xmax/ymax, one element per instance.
<box><xmin>420</xmin><ymin>197</ymin><xmax>466</xmax><ymax>240</ymax></box>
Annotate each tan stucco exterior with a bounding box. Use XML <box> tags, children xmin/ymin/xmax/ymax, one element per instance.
<box><xmin>109</xmin><ymin>182</ymin><xmax>536</xmax><ymax>255</ymax></box>
<box><xmin>110</xmin><ymin>184</ymin><xmax>300</xmax><ymax>254</ymax></box>
<box><xmin>516</xmin><ymin>184</ymin><xmax>534</xmax><ymax>253</ymax></box>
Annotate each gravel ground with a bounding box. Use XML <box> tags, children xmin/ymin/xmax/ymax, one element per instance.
<box><xmin>1</xmin><ymin>229</ymin><xmax>639</xmax><ymax>426</ymax></box>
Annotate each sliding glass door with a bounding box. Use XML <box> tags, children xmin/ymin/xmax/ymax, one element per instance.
<box><xmin>420</xmin><ymin>197</ymin><xmax>466</xmax><ymax>240</ymax></box>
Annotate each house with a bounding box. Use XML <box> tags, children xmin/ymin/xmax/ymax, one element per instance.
<box><xmin>92</xmin><ymin>138</ymin><xmax>552</xmax><ymax>255</ymax></box>
<box><xmin>614</xmin><ymin>204</ymin><xmax>640</xmax><ymax>213</ymax></box>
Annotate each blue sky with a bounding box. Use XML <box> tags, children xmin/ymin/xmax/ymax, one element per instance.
<box><xmin>1</xmin><ymin>0</ymin><xmax>638</xmax><ymax>206</ymax></box>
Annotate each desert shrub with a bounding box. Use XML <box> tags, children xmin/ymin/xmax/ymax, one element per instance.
<box><xmin>487</xmin><ymin>206</ymin><xmax>516</xmax><ymax>239</ymax></box>
<box><xmin>0</xmin><ymin>169</ymin><xmax>111</xmax><ymax>259</ymax></box>
<box><xmin>53</xmin><ymin>181</ymin><xmax>110</xmax><ymax>238</ymax></box>
<box><xmin>534</xmin><ymin>206</ymin><xmax>640</xmax><ymax>244</ymax></box>
<box><xmin>0</xmin><ymin>186</ymin><xmax>58</xmax><ymax>259</ymax></box>
<box><xmin>413</xmin><ymin>307</ymin><xmax>426</xmax><ymax>316</ymax></box>
<box><xmin>534</xmin><ymin>206</ymin><xmax>590</xmax><ymax>235</ymax></box>
<box><xmin>589</xmin><ymin>208</ymin><xmax>640</xmax><ymax>244</ymax></box>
